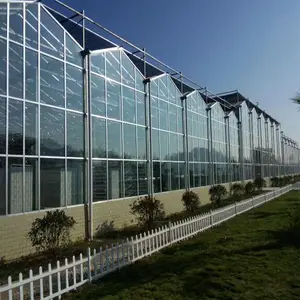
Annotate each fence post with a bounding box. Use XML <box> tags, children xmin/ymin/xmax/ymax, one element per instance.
<box><xmin>168</xmin><ymin>221</ymin><xmax>173</xmax><ymax>245</ymax></box>
<box><xmin>235</xmin><ymin>202</ymin><xmax>237</xmax><ymax>215</ymax></box>
<box><xmin>87</xmin><ymin>247</ymin><xmax>92</xmax><ymax>283</ymax></box>
<box><xmin>210</xmin><ymin>210</ymin><xmax>214</xmax><ymax>227</ymax></box>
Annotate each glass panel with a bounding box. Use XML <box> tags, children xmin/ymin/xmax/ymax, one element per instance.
<box><xmin>107</xmin><ymin>80</ymin><xmax>121</xmax><ymax>120</ymax></box>
<box><xmin>108</xmin><ymin>160</ymin><xmax>122</xmax><ymax>199</ymax></box>
<box><xmin>0</xmin><ymin>157</ymin><xmax>5</xmax><ymax>215</ymax></box>
<box><xmin>66</xmin><ymin>65</ymin><xmax>83</xmax><ymax>112</ymax></box>
<box><xmin>8</xmin><ymin>99</ymin><xmax>23</xmax><ymax>155</ymax></box>
<box><xmin>136</xmin><ymin>91</ymin><xmax>145</xmax><ymax>126</ymax></box>
<box><xmin>91</xmin><ymin>74</ymin><xmax>105</xmax><ymax>116</ymax></box>
<box><xmin>0</xmin><ymin>3</ymin><xmax>7</xmax><ymax>38</ymax></box>
<box><xmin>9</xmin><ymin>42</ymin><xmax>23</xmax><ymax>98</ymax></box>
<box><xmin>171</xmin><ymin>162</ymin><xmax>179</xmax><ymax>190</ymax></box>
<box><xmin>67</xmin><ymin>112</ymin><xmax>84</xmax><ymax>157</ymax></box>
<box><xmin>138</xmin><ymin>162</ymin><xmax>147</xmax><ymax>195</ymax></box>
<box><xmin>67</xmin><ymin>160</ymin><xmax>84</xmax><ymax>205</ymax></box>
<box><xmin>161</xmin><ymin>162</ymin><xmax>171</xmax><ymax>191</ymax></box>
<box><xmin>160</xmin><ymin>131</ymin><xmax>169</xmax><ymax>160</ymax></box>
<box><xmin>189</xmin><ymin>163</ymin><xmax>194</xmax><ymax>188</ymax></box>
<box><xmin>0</xmin><ymin>38</ymin><xmax>6</xmax><ymax>95</ymax></box>
<box><xmin>152</xmin><ymin>129</ymin><xmax>159</xmax><ymax>160</ymax></box>
<box><xmin>40</xmin><ymin>55</ymin><xmax>64</xmax><ymax>107</ymax></box>
<box><xmin>25</xmin><ymin>49</ymin><xmax>38</xmax><ymax>101</ymax></box>
<box><xmin>8</xmin><ymin>157</ymin><xmax>23</xmax><ymax>214</ymax></box>
<box><xmin>40</xmin><ymin>7</ymin><xmax>64</xmax><ymax>58</ymax></box>
<box><xmin>25</xmin><ymin>102</ymin><xmax>37</xmax><ymax>155</ymax></box>
<box><xmin>93</xmin><ymin>160</ymin><xmax>107</xmax><ymax>202</ymax></box>
<box><xmin>40</xmin><ymin>106</ymin><xmax>64</xmax><ymax>156</ymax></box>
<box><xmin>105</xmin><ymin>51</ymin><xmax>121</xmax><ymax>82</ymax></box>
<box><xmin>92</xmin><ymin>117</ymin><xmax>106</xmax><ymax>158</ymax></box>
<box><xmin>169</xmin><ymin>133</ymin><xmax>178</xmax><ymax>161</ymax></box>
<box><xmin>25</xmin><ymin>3</ymin><xmax>38</xmax><ymax>49</ymax></box>
<box><xmin>135</xmin><ymin>69</ymin><xmax>144</xmax><ymax>93</ymax></box>
<box><xmin>151</xmin><ymin>97</ymin><xmax>158</xmax><ymax>128</ymax></box>
<box><xmin>24</xmin><ymin>158</ymin><xmax>38</xmax><ymax>212</ymax></box>
<box><xmin>159</xmin><ymin>101</ymin><xmax>168</xmax><ymax>130</ymax></box>
<box><xmin>122</xmin><ymin>86</ymin><xmax>135</xmax><ymax>123</ymax></box>
<box><xmin>0</xmin><ymin>97</ymin><xmax>5</xmax><ymax>154</ymax></box>
<box><xmin>179</xmin><ymin>162</ymin><xmax>185</xmax><ymax>188</ymax></box>
<box><xmin>177</xmin><ymin>107</ymin><xmax>183</xmax><ymax>134</ymax></box>
<box><xmin>124</xmin><ymin>123</ymin><xmax>136</xmax><ymax>159</ymax></box>
<box><xmin>153</xmin><ymin>162</ymin><xmax>161</xmax><ymax>193</ymax></box>
<box><xmin>107</xmin><ymin>120</ymin><xmax>121</xmax><ymax>158</ymax></box>
<box><xmin>40</xmin><ymin>159</ymin><xmax>65</xmax><ymax>208</ymax></box>
<box><xmin>9</xmin><ymin>4</ymin><xmax>23</xmax><ymax>44</ymax></box>
<box><xmin>137</xmin><ymin>126</ymin><xmax>146</xmax><ymax>160</ymax></box>
<box><xmin>121</xmin><ymin>51</ymin><xmax>135</xmax><ymax>88</ymax></box>
<box><xmin>91</xmin><ymin>53</ymin><xmax>105</xmax><ymax>76</ymax></box>
<box><xmin>169</xmin><ymin>104</ymin><xmax>177</xmax><ymax>132</ymax></box>
<box><xmin>66</xmin><ymin>34</ymin><xmax>82</xmax><ymax>67</ymax></box>
<box><xmin>124</xmin><ymin>161</ymin><xmax>137</xmax><ymax>197</ymax></box>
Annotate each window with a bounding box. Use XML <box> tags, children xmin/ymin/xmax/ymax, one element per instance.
<box><xmin>9</xmin><ymin>4</ymin><xmax>23</xmax><ymax>44</ymax></box>
<box><xmin>66</xmin><ymin>65</ymin><xmax>83</xmax><ymax>112</ymax></box>
<box><xmin>93</xmin><ymin>161</ymin><xmax>107</xmax><ymax>201</ymax></box>
<box><xmin>67</xmin><ymin>112</ymin><xmax>84</xmax><ymax>157</ymax></box>
<box><xmin>92</xmin><ymin>117</ymin><xmax>106</xmax><ymax>158</ymax></box>
<box><xmin>91</xmin><ymin>74</ymin><xmax>105</xmax><ymax>116</ymax></box>
<box><xmin>107</xmin><ymin>120</ymin><xmax>121</xmax><ymax>158</ymax></box>
<box><xmin>67</xmin><ymin>160</ymin><xmax>84</xmax><ymax>205</ymax></box>
<box><xmin>123</xmin><ymin>123</ymin><xmax>136</xmax><ymax>159</ymax></box>
<box><xmin>9</xmin><ymin>42</ymin><xmax>23</xmax><ymax>99</ymax></box>
<box><xmin>25</xmin><ymin>49</ymin><xmax>38</xmax><ymax>102</ymax></box>
<box><xmin>66</xmin><ymin>34</ymin><xmax>82</xmax><ymax>67</ymax></box>
<box><xmin>0</xmin><ymin>39</ymin><xmax>6</xmax><ymax>95</ymax></box>
<box><xmin>25</xmin><ymin>102</ymin><xmax>37</xmax><ymax>155</ymax></box>
<box><xmin>107</xmin><ymin>80</ymin><xmax>121</xmax><ymax>120</ymax></box>
<box><xmin>0</xmin><ymin>97</ymin><xmax>6</xmax><ymax>154</ymax></box>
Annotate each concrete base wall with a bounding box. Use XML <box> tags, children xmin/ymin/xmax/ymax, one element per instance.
<box><xmin>0</xmin><ymin>176</ymin><xmax>284</xmax><ymax>261</ymax></box>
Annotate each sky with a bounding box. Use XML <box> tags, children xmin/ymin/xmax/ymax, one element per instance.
<box><xmin>52</xmin><ymin>0</ymin><xmax>300</xmax><ymax>142</ymax></box>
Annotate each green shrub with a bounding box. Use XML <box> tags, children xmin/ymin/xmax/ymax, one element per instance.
<box><xmin>245</xmin><ymin>181</ymin><xmax>255</xmax><ymax>195</ymax></box>
<box><xmin>181</xmin><ymin>190</ymin><xmax>200</xmax><ymax>213</ymax></box>
<box><xmin>270</xmin><ymin>177</ymin><xmax>279</xmax><ymax>187</ymax></box>
<box><xmin>230</xmin><ymin>183</ymin><xmax>245</xmax><ymax>201</ymax></box>
<box><xmin>28</xmin><ymin>210</ymin><xmax>76</xmax><ymax>256</ymax></box>
<box><xmin>279</xmin><ymin>177</ymin><xmax>286</xmax><ymax>187</ymax></box>
<box><xmin>254</xmin><ymin>177</ymin><xmax>266</xmax><ymax>191</ymax></box>
<box><xmin>209</xmin><ymin>185</ymin><xmax>227</xmax><ymax>207</ymax></box>
<box><xmin>130</xmin><ymin>196</ymin><xmax>165</xmax><ymax>230</ymax></box>
<box><xmin>287</xmin><ymin>207</ymin><xmax>300</xmax><ymax>233</ymax></box>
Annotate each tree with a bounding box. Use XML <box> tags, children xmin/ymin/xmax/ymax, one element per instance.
<box><xmin>291</xmin><ymin>92</ymin><xmax>300</xmax><ymax>109</ymax></box>
<box><xmin>181</xmin><ymin>191</ymin><xmax>200</xmax><ymax>213</ymax></box>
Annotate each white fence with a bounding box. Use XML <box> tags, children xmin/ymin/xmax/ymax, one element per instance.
<box><xmin>0</xmin><ymin>185</ymin><xmax>295</xmax><ymax>299</ymax></box>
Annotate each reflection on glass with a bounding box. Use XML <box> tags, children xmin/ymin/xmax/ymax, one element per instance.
<box><xmin>66</xmin><ymin>65</ymin><xmax>83</xmax><ymax>112</ymax></box>
<box><xmin>40</xmin><ymin>55</ymin><xmax>64</xmax><ymax>107</ymax></box>
<box><xmin>40</xmin><ymin>159</ymin><xmax>65</xmax><ymax>208</ymax></box>
<box><xmin>137</xmin><ymin>126</ymin><xmax>146</xmax><ymax>160</ymax></box>
<box><xmin>0</xmin><ymin>3</ymin><xmax>7</xmax><ymax>39</ymax></box>
<box><xmin>159</xmin><ymin>101</ymin><xmax>168</xmax><ymax>130</ymax></box>
<box><xmin>153</xmin><ymin>162</ymin><xmax>160</xmax><ymax>193</ymax></box>
<box><xmin>171</xmin><ymin>162</ymin><xmax>179</xmax><ymax>190</ymax></box>
<box><xmin>124</xmin><ymin>161</ymin><xmax>137</xmax><ymax>197</ymax></box>
<box><xmin>8</xmin><ymin>99</ymin><xmax>23</xmax><ymax>155</ymax></box>
<box><xmin>0</xmin><ymin>157</ymin><xmax>5</xmax><ymax>215</ymax></box>
<box><xmin>123</xmin><ymin>123</ymin><xmax>136</xmax><ymax>159</ymax></box>
<box><xmin>161</xmin><ymin>162</ymin><xmax>171</xmax><ymax>191</ymax></box>
<box><xmin>106</xmin><ymin>51</ymin><xmax>121</xmax><ymax>82</ymax></box>
<box><xmin>66</xmin><ymin>34</ymin><xmax>82</xmax><ymax>67</ymax></box>
<box><xmin>9</xmin><ymin>4</ymin><xmax>23</xmax><ymax>44</ymax></box>
<box><xmin>8</xmin><ymin>157</ymin><xmax>23</xmax><ymax>214</ymax></box>
<box><xmin>25</xmin><ymin>4</ymin><xmax>38</xmax><ymax>49</ymax></box>
<box><xmin>160</xmin><ymin>131</ymin><xmax>168</xmax><ymax>160</ymax></box>
<box><xmin>40</xmin><ymin>106</ymin><xmax>64</xmax><ymax>156</ymax></box>
<box><xmin>151</xmin><ymin>97</ymin><xmax>158</xmax><ymax>128</ymax></box>
<box><xmin>169</xmin><ymin>133</ymin><xmax>178</xmax><ymax>161</ymax></box>
<box><xmin>107</xmin><ymin>120</ymin><xmax>121</xmax><ymax>158</ymax></box>
<box><xmin>91</xmin><ymin>53</ymin><xmax>105</xmax><ymax>76</ymax></box>
<box><xmin>138</xmin><ymin>162</ymin><xmax>147</xmax><ymax>195</ymax></box>
<box><xmin>108</xmin><ymin>160</ymin><xmax>122</xmax><ymax>200</ymax></box>
<box><xmin>25</xmin><ymin>158</ymin><xmax>38</xmax><ymax>212</ymax></box>
<box><xmin>67</xmin><ymin>112</ymin><xmax>84</xmax><ymax>157</ymax></box>
<box><xmin>152</xmin><ymin>129</ymin><xmax>159</xmax><ymax>160</ymax></box>
<box><xmin>91</xmin><ymin>74</ymin><xmax>105</xmax><ymax>116</ymax></box>
<box><xmin>121</xmin><ymin>52</ymin><xmax>135</xmax><ymax>88</ymax></box>
<box><xmin>93</xmin><ymin>160</ymin><xmax>107</xmax><ymax>201</ymax></box>
<box><xmin>92</xmin><ymin>117</ymin><xmax>106</xmax><ymax>158</ymax></box>
<box><xmin>25</xmin><ymin>49</ymin><xmax>38</xmax><ymax>101</ymax></box>
<box><xmin>107</xmin><ymin>80</ymin><xmax>121</xmax><ymax>120</ymax></box>
<box><xmin>136</xmin><ymin>92</ymin><xmax>145</xmax><ymax>125</ymax></box>
<box><xmin>0</xmin><ymin>39</ymin><xmax>6</xmax><ymax>95</ymax></box>
<box><xmin>135</xmin><ymin>69</ymin><xmax>144</xmax><ymax>93</ymax></box>
<box><xmin>67</xmin><ymin>160</ymin><xmax>84</xmax><ymax>205</ymax></box>
<box><xmin>9</xmin><ymin>42</ymin><xmax>23</xmax><ymax>98</ymax></box>
<box><xmin>25</xmin><ymin>102</ymin><xmax>37</xmax><ymax>155</ymax></box>
<box><xmin>40</xmin><ymin>7</ymin><xmax>64</xmax><ymax>58</ymax></box>
<box><xmin>123</xmin><ymin>86</ymin><xmax>135</xmax><ymax>123</ymax></box>
<box><xmin>0</xmin><ymin>97</ymin><xmax>5</xmax><ymax>154</ymax></box>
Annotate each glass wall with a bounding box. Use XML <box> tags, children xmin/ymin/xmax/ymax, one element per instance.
<box><xmin>210</xmin><ymin>102</ymin><xmax>227</xmax><ymax>184</ymax></box>
<box><xmin>186</xmin><ymin>91</ymin><xmax>208</xmax><ymax>187</ymax></box>
<box><xmin>0</xmin><ymin>2</ymin><xmax>84</xmax><ymax>215</ymax></box>
<box><xmin>149</xmin><ymin>74</ymin><xmax>184</xmax><ymax>193</ymax></box>
<box><xmin>90</xmin><ymin>48</ymin><xmax>147</xmax><ymax>201</ymax></box>
<box><xmin>228</xmin><ymin>112</ymin><xmax>240</xmax><ymax>181</ymax></box>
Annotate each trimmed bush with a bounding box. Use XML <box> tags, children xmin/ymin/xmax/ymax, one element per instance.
<box><xmin>130</xmin><ymin>196</ymin><xmax>165</xmax><ymax>230</ymax></box>
<box><xmin>287</xmin><ymin>207</ymin><xmax>300</xmax><ymax>235</ymax></box>
<box><xmin>209</xmin><ymin>185</ymin><xmax>227</xmax><ymax>207</ymax></box>
<box><xmin>181</xmin><ymin>190</ymin><xmax>200</xmax><ymax>213</ymax></box>
<box><xmin>254</xmin><ymin>177</ymin><xmax>266</xmax><ymax>191</ymax></box>
<box><xmin>270</xmin><ymin>177</ymin><xmax>279</xmax><ymax>187</ymax></box>
<box><xmin>230</xmin><ymin>183</ymin><xmax>245</xmax><ymax>201</ymax></box>
<box><xmin>28</xmin><ymin>210</ymin><xmax>76</xmax><ymax>256</ymax></box>
<box><xmin>245</xmin><ymin>181</ymin><xmax>255</xmax><ymax>195</ymax></box>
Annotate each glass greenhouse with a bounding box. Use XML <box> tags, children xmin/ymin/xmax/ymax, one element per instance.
<box><xmin>0</xmin><ymin>0</ymin><xmax>299</xmax><ymax>217</ymax></box>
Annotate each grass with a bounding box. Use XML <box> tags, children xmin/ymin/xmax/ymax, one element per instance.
<box><xmin>63</xmin><ymin>191</ymin><xmax>300</xmax><ymax>300</ymax></box>
<box><xmin>0</xmin><ymin>189</ymin><xmax>268</xmax><ymax>286</ymax></box>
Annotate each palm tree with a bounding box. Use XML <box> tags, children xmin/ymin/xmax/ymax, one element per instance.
<box><xmin>291</xmin><ymin>92</ymin><xmax>300</xmax><ymax>107</ymax></box>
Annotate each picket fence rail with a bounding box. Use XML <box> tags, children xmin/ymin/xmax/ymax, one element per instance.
<box><xmin>0</xmin><ymin>184</ymin><xmax>296</xmax><ymax>300</ymax></box>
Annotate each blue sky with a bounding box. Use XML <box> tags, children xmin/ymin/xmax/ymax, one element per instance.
<box><xmin>54</xmin><ymin>0</ymin><xmax>300</xmax><ymax>142</ymax></box>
